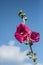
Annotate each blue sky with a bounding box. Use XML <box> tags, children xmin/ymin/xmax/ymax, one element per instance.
<box><xmin>0</xmin><ymin>0</ymin><xmax>43</xmax><ymax>65</ymax></box>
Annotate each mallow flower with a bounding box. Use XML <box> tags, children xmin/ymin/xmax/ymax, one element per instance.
<box><xmin>29</xmin><ymin>32</ymin><xmax>40</xmax><ymax>43</ymax></box>
<box><xmin>14</xmin><ymin>23</ymin><xmax>32</xmax><ymax>43</ymax></box>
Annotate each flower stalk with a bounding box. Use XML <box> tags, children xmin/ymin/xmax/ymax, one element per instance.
<box><xmin>14</xmin><ymin>10</ymin><xmax>40</xmax><ymax>65</ymax></box>
<box><xmin>23</xmin><ymin>18</ymin><xmax>26</xmax><ymax>24</ymax></box>
<box><xmin>28</xmin><ymin>43</ymin><xmax>37</xmax><ymax>65</ymax></box>
<box><xmin>24</xmin><ymin>41</ymin><xmax>37</xmax><ymax>65</ymax></box>
<box><xmin>29</xmin><ymin>43</ymin><xmax>33</xmax><ymax>53</ymax></box>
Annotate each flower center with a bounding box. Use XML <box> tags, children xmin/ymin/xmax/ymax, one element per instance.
<box><xmin>20</xmin><ymin>32</ymin><xmax>24</xmax><ymax>35</ymax></box>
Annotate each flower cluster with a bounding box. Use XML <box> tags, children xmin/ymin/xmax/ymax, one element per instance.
<box><xmin>14</xmin><ymin>23</ymin><xmax>40</xmax><ymax>44</ymax></box>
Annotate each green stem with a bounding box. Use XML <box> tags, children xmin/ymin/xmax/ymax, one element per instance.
<box><xmin>23</xmin><ymin>18</ymin><xmax>25</xmax><ymax>24</ymax></box>
<box><xmin>29</xmin><ymin>44</ymin><xmax>37</xmax><ymax>65</ymax></box>
<box><xmin>29</xmin><ymin>44</ymin><xmax>33</xmax><ymax>54</ymax></box>
<box><xmin>34</xmin><ymin>61</ymin><xmax>37</xmax><ymax>65</ymax></box>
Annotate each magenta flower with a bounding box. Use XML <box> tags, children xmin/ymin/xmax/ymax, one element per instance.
<box><xmin>14</xmin><ymin>23</ymin><xmax>32</xmax><ymax>43</ymax></box>
<box><xmin>29</xmin><ymin>32</ymin><xmax>40</xmax><ymax>43</ymax></box>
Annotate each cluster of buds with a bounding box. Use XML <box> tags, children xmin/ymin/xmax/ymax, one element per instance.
<box><xmin>14</xmin><ymin>10</ymin><xmax>40</xmax><ymax>65</ymax></box>
<box><xmin>18</xmin><ymin>10</ymin><xmax>27</xmax><ymax>24</ymax></box>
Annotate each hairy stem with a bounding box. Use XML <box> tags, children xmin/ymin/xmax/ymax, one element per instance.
<box><xmin>23</xmin><ymin>18</ymin><xmax>25</xmax><ymax>24</ymax></box>
<box><xmin>29</xmin><ymin>44</ymin><xmax>33</xmax><ymax>54</ymax></box>
<box><xmin>29</xmin><ymin>44</ymin><xmax>37</xmax><ymax>65</ymax></box>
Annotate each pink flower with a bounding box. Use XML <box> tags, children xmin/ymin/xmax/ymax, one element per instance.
<box><xmin>14</xmin><ymin>23</ymin><xmax>32</xmax><ymax>43</ymax></box>
<box><xmin>29</xmin><ymin>32</ymin><xmax>40</xmax><ymax>43</ymax></box>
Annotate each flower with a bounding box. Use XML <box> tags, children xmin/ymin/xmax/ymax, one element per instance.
<box><xmin>14</xmin><ymin>23</ymin><xmax>32</xmax><ymax>43</ymax></box>
<box><xmin>29</xmin><ymin>32</ymin><xmax>40</xmax><ymax>43</ymax></box>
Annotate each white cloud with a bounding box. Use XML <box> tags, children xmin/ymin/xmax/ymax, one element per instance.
<box><xmin>21</xmin><ymin>63</ymin><xmax>43</xmax><ymax>65</ymax></box>
<box><xmin>0</xmin><ymin>40</ymin><xmax>43</xmax><ymax>65</ymax></box>
<box><xmin>0</xmin><ymin>40</ymin><xmax>27</xmax><ymax>63</ymax></box>
<box><xmin>22</xmin><ymin>63</ymin><xmax>32</xmax><ymax>65</ymax></box>
<box><xmin>37</xmin><ymin>63</ymin><xmax>43</xmax><ymax>65</ymax></box>
<box><xmin>18</xmin><ymin>63</ymin><xmax>43</xmax><ymax>65</ymax></box>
